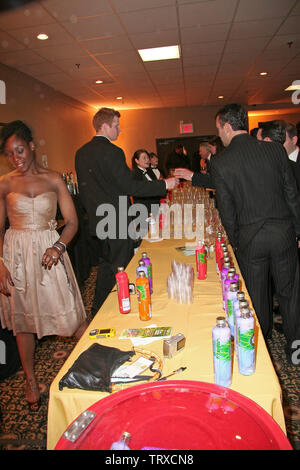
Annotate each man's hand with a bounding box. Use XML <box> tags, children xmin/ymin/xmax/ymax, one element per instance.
<box><xmin>164</xmin><ymin>177</ymin><xmax>179</xmax><ymax>190</ymax></box>
<box><xmin>174</xmin><ymin>168</ymin><xmax>194</xmax><ymax>181</ymax></box>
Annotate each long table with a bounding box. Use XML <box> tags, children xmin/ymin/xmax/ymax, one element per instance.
<box><xmin>47</xmin><ymin>238</ymin><xmax>286</xmax><ymax>450</ymax></box>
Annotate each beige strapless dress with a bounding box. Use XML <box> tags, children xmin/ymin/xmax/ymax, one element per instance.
<box><xmin>0</xmin><ymin>192</ymin><xmax>86</xmax><ymax>339</ymax></box>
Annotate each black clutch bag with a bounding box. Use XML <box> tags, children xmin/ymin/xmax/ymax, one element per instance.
<box><xmin>58</xmin><ymin>343</ymin><xmax>135</xmax><ymax>393</ymax></box>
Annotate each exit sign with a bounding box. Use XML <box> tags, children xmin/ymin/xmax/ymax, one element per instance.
<box><xmin>179</xmin><ymin>121</ymin><xmax>194</xmax><ymax>134</ymax></box>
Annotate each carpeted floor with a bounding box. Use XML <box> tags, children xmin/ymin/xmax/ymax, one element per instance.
<box><xmin>0</xmin><ymin>268</ymin><xmax>299</xmax><ymax>450</ymax></box>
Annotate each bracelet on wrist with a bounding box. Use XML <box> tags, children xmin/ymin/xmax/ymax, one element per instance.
<box><xmin>55</xmin><ymin>240</ymin><xmax>66</xmax><ymax>252</ymax></box>
<box><xmin>52</xmin><ymin>245</ymin><xmax>63</xmax><ymax>255</ymax></box>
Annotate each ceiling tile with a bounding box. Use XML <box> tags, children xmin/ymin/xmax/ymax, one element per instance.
<box><xmin>129</xmin><ymin>28</ymin><xmax>179</xmax><ymax>49</ymax></box>
<box><xmin>119</xmin><ymin>5</ymin><xmax>178</xmax><ymax>34</ymax></box>
<box><xmin>61</xmin><ymin>15</ymin><xmax>122</xmax><ymax>40</ymax></box>
<box><xmin>31</xmin><ymin>42</ymin><xmax>87</xmax><ymax>61</ymax></box>
<box><xmin>229</xmin><ymin>18</ymin><xmax>283</xmax><ymax>40</ymax></box>
<box><xmin>180</xmin><ymin>23</ymin><xmax>231</xmax><ymax>44</ymax></box>
<box><xmin>179</xmin><ymin>0</ymin><xmax>238</xmax><ymax>27</ymax></box>
<box><xmin>80</xmin><ymin>35</ymin><xmax>133</xmax><ymax>54</ymax></box>
<box><xmin>277</xmin><ymin>15</ymin><xmax>300</xmax><ymax>35</ymax></box>
<box><xmin>112</xmin><ymin>0</ymin><xmax>176</xmax><ymax>12</ymax></box>
<box><xmin>235</xmin><ymin>0</ymin><xmax>296</xmax><ymax>21</ymax></box>
<box><xmin>182</xmin><ymin>41</ymin><xmax>224</xmax><ymax>57</ymax></box>
<box><xmin>41</xmin><ymin>0</ymin><xmax>114</xmax><ymax>20</ymax></box>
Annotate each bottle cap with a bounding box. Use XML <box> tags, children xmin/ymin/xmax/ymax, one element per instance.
<box><xmin>138</xmin><ymin>271</ymin><xmax>145</xmax><ymax>277</ymax></box>
<box><xmin>228</xmin><ymin>267</ymin><xmax>236</xmax><ymax>274</ymax></box>
<box><xmin>138</xmin><ymin>261</ymin><xmax>145</xmax><ymax>266</ymax></box>
<box><xmin>239</xmin><ymin>300</ymin><xmax>249</xmax><ymax>308</ymax></box>
<box><xmin>223</xmin><ymin>261</ymin><xmax>231</xmax><ymax>268</ymax></box>
<box><xmin>229</xmin><ymin>282</ymin><xmax>239</xmax><ymax>291</ymax></box>
<box><xmin>216</xmin><ymin>316</ymin><xmax>226</xmax><ymax>326</ymax></box>
<box><xmin>227</xmin><ymin>272</ymin><xmax>235</xmax><ymax>279</ymax></box>
<box><xmin>142</xmin><ymin>252</ymin><xmax>147</xmax><ymax>257</ymax></box>
<box><xmin>237</xmin><ymin>291</ymin><xmax>245</xmax><ymax>300</ymax></box>
<box><xmin>241</xmin><ymin>307</ymin><xmax>251</xmax><ymax>317</ymax></box>
<box><xmin>117</xmin><ymin>267</ymin><xmax>124</xmax><ymax>272</ymax></box>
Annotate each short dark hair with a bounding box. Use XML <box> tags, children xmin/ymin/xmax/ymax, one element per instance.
<box><xmin>261</xmin><ymin>120</ymin><xmax>286</xmax><ymax>145</ymax></box>
<box><xmin>216</xmin><ymin>103</ymin><xmax>248</xmax><ymax>132</ymax></box>
<box><xmin>131</xmin><ymin>148</ymin><xmax>149</xmax><ymax>170</ymax></box>
<box><xmin>283</xmin><ymin>121</ymin><xmax>297</xmax><ymax>140</ymax></box>
<box><xmin>250</xmin><ymin>127</ymin><xmax>259</xmax><ymax>138</ymax></box>
<box><xmin>208</xmin><ymin>135</ymin><xmax>224</xmax><ymax>154</ymax></box>
<box><xmin>0</xmin><ymin>120</ymin><xmax>33</xmax><ymax>153</ymax></box>
<box><xmin>93</xmin><ymin>107</ymin><xmax>120</xmax><ymax>132</ymax></box>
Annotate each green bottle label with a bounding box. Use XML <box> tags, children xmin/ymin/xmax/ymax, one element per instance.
<box><xmin>197</xmin><ymin>252</ymin><xmax>206</xmax><ymax>264</ymax></box>
<box><xmin>214</xmin><ymin>338</ymin><xmax>231</xmax><ymax>362</ymax></box>
<box><xmin>238</xmin><ymin>329</ymin><xmax>254</xmax><ymax>351</ymax></box>
<box><xmin>227</xmin><ymin>300</ymin><xmax>233</xmax><ymax>318</ymax></box>
<box><xmin>137</xmin><ymin>285</ymin><xmax>147</xmax><ymax>301</ymax></box>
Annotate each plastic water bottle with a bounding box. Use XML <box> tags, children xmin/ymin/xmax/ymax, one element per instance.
<box><xmin>140</xmin><ymin>252</ymin><xmax>153</xmax><ymax>294</ymax></box>
<box><xmin>136</xmin><ymin>272</ymin><xmax>152</xmax><ymax>321</ymax></box>
<box><xmin>226</xmin><ymin>282</ymin><xmax>239</xmax><ymax>337</ymax></box>
<box><xmin>110</xmin><ymin>431</ymin><xmax>131</xmax><ymax>450</ymax></box>
<box><xmin>233</xmin><ymin>292</ymin><xmax>246</xmax><ymax>350</ymax></box>
<box><xmin>215</xmin><ymin>233</ymin><xmax>224</xmax><ymax>275</ymax></box>
<box><xmin>234</xmin><ymin>299</ymin><xmax>249</xmax><ymax>357</ymax></box>
<box><xmin>136</xmin><ymin>260</ymin><xmax>148</xmax><ymax>278</ymax></box>
<box><xmin>223</xmin><ymin>271</ymin><xmax>236</xmax><ymax>313</ymax></box>
<box><xmin>236</xmin><ymin>307</ymin><xmax>255</xmax><ymax>375</ymax></box>
<box><xmin>212</xmin><ymin>316</ymin><xmax>232</xmax><ymax>387</ymax></box>
<box><xmin>217</xmin><ymin>242</ymin><xmax>227</xmax><ymax>277</ymax></box>
<box><xmin>221</xmin><ymin>259</ymin><xmax>232</xmax><ymax>309</ymax></box>
<box><xmin>195</xmin><ymin>240</ymin><xmax>207</xmax><ymax>280</ymax></box>
<box><xmin>115</xmin><ymin>267</ymin><xmax>131</xmax><ymax>314</ymax></box>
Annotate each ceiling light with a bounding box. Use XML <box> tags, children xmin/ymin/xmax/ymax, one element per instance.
<box><xmin>218</xmin><ymin>95</ymin><xmax>224</xmax><ymax>99</ymax></box>
<box><xmin>95</xmin><ymin>80</ymin><xmax>103</xmax><ymax>84</ymax></box>
<box><xmin>285</xmin><ymin>80</ymin><xmax>300</xmax><ymax>91</ymax></box>
<box><xmin>259</xmin><ymin>72</ymin><xmax>268</xmax><ymax>76</ymax></box>
<box><xmin>116</xmin><ymin>96</ymin><xmax>123</xmax><ymax>100</ymax></box>
<box><xmin>37</xmin><ymin>33</ymin><xmax>49</xmax><ymax>40</ymax></box>
<box><xmin>138</xmin><ymin>45</ymin><xmax>180</xmax><ymax>62</ymax></box>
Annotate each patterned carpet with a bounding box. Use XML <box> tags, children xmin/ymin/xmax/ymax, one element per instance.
<box><xmin>0</xmin><ymin>269</ymin><xmax>299</xmax><ymax>450</ymax></box>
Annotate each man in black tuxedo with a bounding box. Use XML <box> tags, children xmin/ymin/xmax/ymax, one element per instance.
<box><xmin>283</xmin><ymin>122</ymin><xmax>300</xmax><ymax>191</ymax></box>
<box><xmin>211</xmin><ymin>103</ymin><xmax>300</xmax><ymax>363</ymax></box>
<box><xmin>75</xmin><ymin>108</ymin><xmax>178</xmax><ymax>317</ymax></box>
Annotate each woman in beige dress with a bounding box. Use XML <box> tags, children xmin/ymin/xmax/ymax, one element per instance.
<box><xmin>0</xmin><ymin>120</ymin><xmax>88</xmax><ymax>411</ymax></box>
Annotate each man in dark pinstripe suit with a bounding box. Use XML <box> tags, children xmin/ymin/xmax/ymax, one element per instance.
<box><xmin>211</xmin><ymin>103</ymin><xmax>300</xmax><ymax>362</ymax></box>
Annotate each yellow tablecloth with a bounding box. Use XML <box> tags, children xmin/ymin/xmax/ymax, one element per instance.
<box><xmin>47</xmin><ymin>238</ymin><xmax>286</xmax><ymax>450</ymax></box>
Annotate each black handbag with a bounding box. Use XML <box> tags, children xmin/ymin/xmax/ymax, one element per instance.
<box><xmin>58</xmin><ymin>343</ymin><xmax>135</xmax><ymax>393</ymax></box>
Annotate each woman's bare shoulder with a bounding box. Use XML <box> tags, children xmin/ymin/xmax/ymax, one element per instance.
<box><xmin>0</xmin><ymin>171</ymin><xmax>17</xmax><ymax>194</ymax></box>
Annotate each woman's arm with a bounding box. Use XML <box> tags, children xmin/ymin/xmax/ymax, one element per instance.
<box><xmin>42</xmin><ymin>173</ymin><xmax>78</xmax><ymax>270</ymax></box>
<box><xmin>0</xmin><ymin>183</ymin><xmax>14</xmax><ymax>295</ymax></box>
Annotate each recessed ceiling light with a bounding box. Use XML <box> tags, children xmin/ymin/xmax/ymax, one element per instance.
<box><xmin>116</xmin><ymin>96</ymin><xmax>123</xmax><ymax>100</ymax></box>
<box><xmin>218</xmin><ymin>95</ymin><xmax>224</xmax><ymax>99</ymax></box>
<box><xmin>95</xmin><ymin>80</ymin><xmax>103</xmax><ymax>84</ymax></box>
<box><xmin>37</xmin><ymin>33</ymin><xmax>49</xmax><ymax>40</ymax></box>
<box><xmin>259</xmin><ymin>72</ymin><xmax>268</xmax><ymax>76</ymax></box>
<box><xmin>138</xmin><ymin>45</ymin><xmax>180</xmax><ymax>62</ymax></box>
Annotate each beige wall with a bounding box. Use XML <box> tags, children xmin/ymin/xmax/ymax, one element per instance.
<box><xmin>0</xmin><ymin>62</ymin><xmax>94</xmax><ymax>176</ymax></box>
<box><xmin>117</xmin><ymin>105</ymin><xmax>221</xmax><ymax>167</ymax></box>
